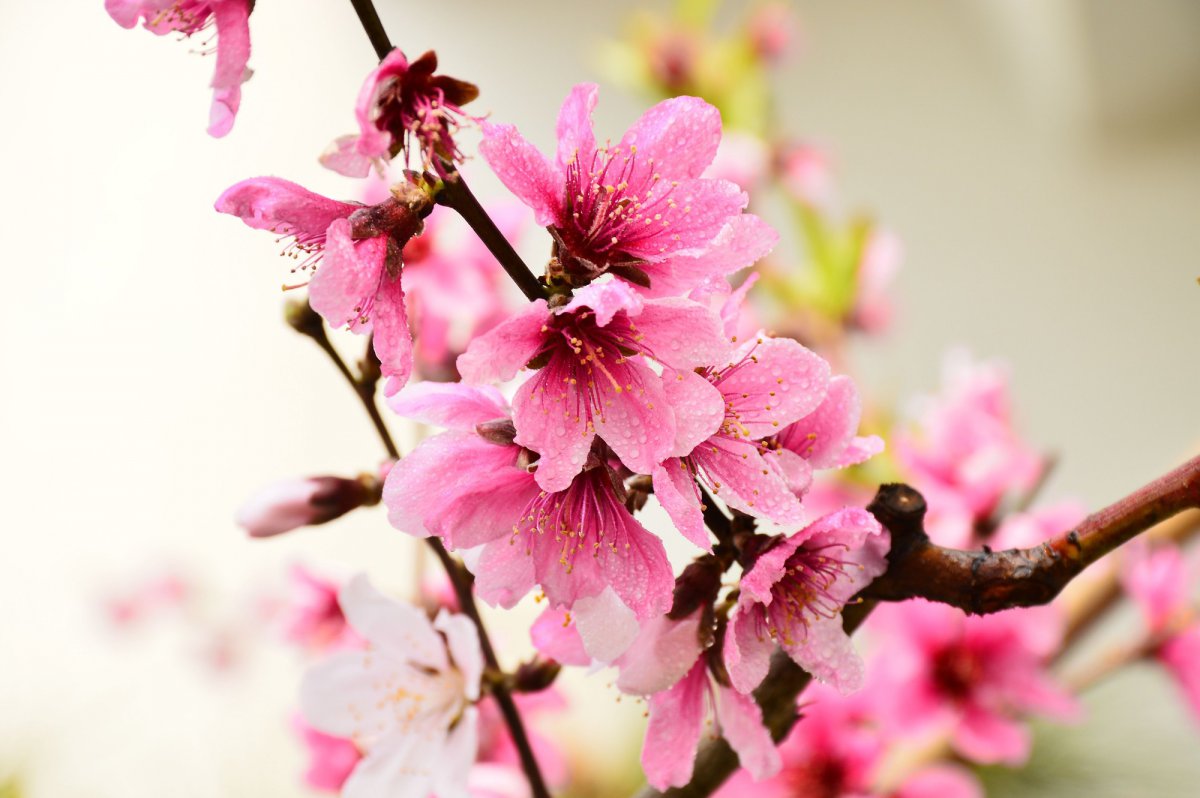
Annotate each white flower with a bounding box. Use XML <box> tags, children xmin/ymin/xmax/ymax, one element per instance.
<box><xmin>301</xmin><ymin>575</ymin><xmax>484</xmax><ymax>798</ymax></box>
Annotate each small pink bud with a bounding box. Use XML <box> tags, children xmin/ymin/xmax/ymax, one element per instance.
<box><xmin>236</xmin><ymin>475</ymin><xmax>379</xmax><ymax>538</ymax></box>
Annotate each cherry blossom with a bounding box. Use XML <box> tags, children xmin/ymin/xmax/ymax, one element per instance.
<box><xmin>216</xmin><ymin>177</ymin><xmax>431</xmax><ymax>394</ymax></box>
<box><xmin>869</xmin><ymin>600</ymin><xmax>1078</xmax><ymax>765</ymax></box>
<box><xmin>480</xmin><ymin>83</ymin><xmax>776</xmax><ymax>296</ymax></box>
<box><xmin>651</xmin><ymin>336</ymin><xmax>832</xmax><ymax>548</ymax></box>
<box><xmin>322</xmin><ymin>49</ymin><xmax>479</xmax><ymax>178</ymax></box>
<box><xmin>300</xmin><ymin>575</ymin><xmax>483</xmax><ymax>798</ymax></box>
<box><xmin>106</xmin><ymin>0</ymin><xmax>252</xmax><ymax>136</ymax></box>
<box><xmin>458</xmin><ymin>279</ymin><xmax>729</xmax><ymax>492</ymax></box>
<box><xmin>724</xmin><ymin>508</ymin><xmax>889</xmax><ymax>695</ymax></box>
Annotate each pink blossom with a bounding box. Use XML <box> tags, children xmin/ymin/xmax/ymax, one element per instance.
<box><xmin>458</xmin><ymin>279</ymin><xmax>729</xmax><ymax>492</ymax></box>
<box><xmin>894</xmin><ymin>351</ymin><xmax>1043</xmax><ymax>548</ymax></box>
<box><xmin>986</xmin><ymin>501</ymin><xmax>1087</xmax><ymax>551</ymax></box>
<box><xmin>869</xmin><ymin>600</ymin><xmax>1078</xmax><ymax>765</ymax></box>
<box><xmin>300</xmin><ymin>575</ymin><xmax>483</xmax><ymax>798</ymax></box>
<box><xmin>480</xmin><ymin>83</ymin><xmax>776</xmax><ymax>296</ymax></box>
<box><xmin>725</xmin><ymin>509</ymin><xmax>889</xmax><ymax>695</ymax></box>
<box><xmin>322</xmin><ymin>50</ymin><xmax>479</xmax><ymax>178</ymax></box>
<box><xmin>399</xmin><ymin>206</ymin><xmax>523</xmax><ymax>380</ymax></box>
<box><xmin>777</xmin><ymin>142</ymin><xmax>833</xmax><ymax>207</ymax></box>
<box><xmin>775</xmin><ymin>375</ymin><xmax>885</xmax><ymax>492</ymax></box>
<box><xmin>651</xmin><ymin>337</ymin><xmax>832</xmax><ymax>548</ymax></box>
<box><xmin>850</xmin><ymin>229</ymin><xmax>901</xmax><ymax>334</ymax></box>
<box><xmin>383</xmin><ymin>384</ymin><xmax>673</xmax><ymax>625</ymax></box>
<box><xmin>617</xmin><ymin>611</ymin><xmax>779</xmax><ymax>790</ymax></box>
<box><xmin>1158</xmin><ymin>628</ymin><xmax>1200</xmax><ymax>723</ymax></box>
<box><xmin>235</xmin><ymin>475</ymin><xmax>375</xmax><ymax>538</ymax></box>
<box><xmin>294</xmin><ymin>714</ymin><xmax>361</xmax><ymax>792</ymax></box>
<box><xmin>216</xmin><ymin>177</ymin><xmax>430</xmax><ymax>394</ymax></box>
<box><xmin>1121</xmin><ymin>543</ymin><xmax>1191</xmax><ymax>634</ymax></box>
<box><xmin>746</xmin><ymin>2</ymin><xmax>796</xmax><ymax>63</ymax></box>
<box><xmin>106</xmin><ymin>0</ymin><xmax>252</xmax><ymax>137</ymax></box>
<box><xmin>280</xmin><ymin>565</ymin><xmax>362</xmax><ymax>653</ymax></box>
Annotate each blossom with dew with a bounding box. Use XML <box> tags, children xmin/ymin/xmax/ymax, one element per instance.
<box><xmin>216</xmin><ymin>177</ymin><xmax>433</xmax><ymax>394</ymax></box>
<box><xmin>480</xmin><ymin>83</ymin><xmax>776</xmax><ymax>296</ymax></box>
<box><xmin>458</xmin><ymin>279</ymin><xmax>729</xmax><ymax>492</ymax></box>
<box><xmin>106</xmin><ymin>0</ymin><xmax>252</xmax><ymax>136</ymax></box>
<box><xmin>300</xmin><ymin>575</ymin><xmax>483</xmax><ymax>798</ymax></box>
<box><xmin>725</xmin><ymin>508</ymin><xmax>889</xmax><ymax>694</ymax></box>
<box><xmin>322</xmin><ymin>49</ymin><xmax>479</xmax><ymax>178</ymax></box>
<box><xmin>651</xmin><ymin>336</ymin><xmax>832</xmax><ymax>548</ymax></box>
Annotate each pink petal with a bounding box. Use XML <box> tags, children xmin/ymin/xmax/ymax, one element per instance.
<box><xmin>473</xmin><ymin>536</ymin><xmax>538</xmax><ymax>610</ymax></box>
<box><xmin>561</xmin><ymin>279</ymin><xmax>644</xmax><ymax>327</ymax></box>
<box><xmin>714</xmin><ymin>684</ymin><xmax>781</xmax><ymax>780</ymax></box>
<box><xmin>307</xmin><ymin>219</ymin><xmax>387</xmax><ymax>330</ymax></box>
<box><xmin>664</xmin><ymin>370</ymin><xmax>725</xmax><ymax>457</ymax></box>
<box><xmin>320</xmin><ymin>134</ymin><xmax>374</xmax><ymax>179</ymax></box>
<box><xmin>1122</xmin><ymin>544</ymin><xmax>1190</xmax><ymax>633</ymax></box>
<box><xmin>895</xmin><ymin>766</ymin><xmax>984</xmax><ymax>798</ymax></box>
<box><xmin>457</xmin><ymin>299</ymin><xmax>550</xmax><ymax>383</ymax></box>
<box><xmin>616</xmin><ymin>611</ymin><xmax>705</xmax><ymax>696</ymax></box>
<box><xmin>210</xmin><ymin>0</ymin><xmax>250</xmax><ymax>91</ymax></box>
<box><xmin>953</xmin><ymin>704</ymin><xmax>1031</xmax><ymax>765</ymax></box>
<box><xmin>386</xmin><ymin>382</ymin><xmax>509</xmax><ymax>431</ymax></box>
<box><xmin>573</xmin><ymin>587</ymin><xmax>640</xmax><ymax>663</ymax></box>
<box><xmin>592</xmin><ymin>359</ymin><xmax>676</xmax><ymax>477</ymax></box>
<box><xmin>340</xmin><ymin>729</ymin><xmax>438</xmax><ymax>798</ymax></box>
<box><xmin>652</xmin><ymin>461</ymin><xmax>708</xmax><ymax>550</ymax></box>
<box><xmin>207</xmin><ymin>82</ymin><xmax>241</xmax><ymax>138</ymax></box>
<box><xmin>354</xmin><ymin>50</ymin><xmax>410</xmax><ymax>162</ymax></box>
<box><xmin>215</xmin><ymin>177</ymin><xmax>357</xmax><ymax>237</ymax></box>
<box><xmin>781</xmin><ymin>613</ymin><xmax>864</xmax><ymax>694</ymax></box>
<box><xmin>105</xmin><ymin>1</ymin><xmax>140</xmax><ymax>28</ymax></box>
<box><xmin>1160</xmin><ymin>627</ymin><xmax>1200</xmax><ymax>723</ymax></box>
<box><xmin>479</xmin><ymin>122</ymin><xmax>564</xmax><ymax>227</ymax></box>
<box><xmin>619</xmin><ymin>178</ymin><xmax>748</xmax><ymax>261</ymax></box>
<box><xmin>635</xmin><ymin>298</ymin><xmax>731</xmax><ymax>371</ymax></box>
<box><xmin>618</xmin><ymin>95</ymin><xmax>723</xmax><ymax>180</ymax></box>
<box><xmin>771</xmin><ymin>449</ymin><xmax>814</xmax><ymax>497</ymax></box>
<box><xmin>530</xmin><ymin>606</ymin><xmax>590</xmax><ymax>666</ymax></box>
<box><xmin>555</xmin><ymin>83</ymin><xmax>599</xmax><ymax>170</ymax></box>
<box><xmin>511</xmin><ymin>375</ymin><xmax>594</xmax><ymax>493</ymax></box>
<box><xmin>698</xmin><ymin>439</ymin><xmax>805</xmax><ymax>526</ymax></box>
<box><xmin>724</xmin><ymin>604</ymin><xmax>775</xmax><ymax>694</ymax></box>
<box><xmin>721</xmin><ymin>337</ymin><xmax>831</xmax><ymax>439</ymax></box>
<box><xmin>370</xmin><ymin>276</ymin><xmax>414</xmax><ymax>395</ymax></box>
<box><xmin>641</xmin><ymin>662</ymin><xmax>707</xmax><ymax>790</ymax></box>
<box><xmin>641</xmin><ymin>215</ymin><xmax>778</xmax><ymax>299</ymax></box>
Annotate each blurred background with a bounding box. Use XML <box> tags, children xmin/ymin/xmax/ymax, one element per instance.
<box><xmin>1</xmin><ymin>0</ymin><xmax>1198</xmax><ymax>796</ymax></box>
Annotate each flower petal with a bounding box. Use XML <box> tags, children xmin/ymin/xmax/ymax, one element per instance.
<box><xmin>555</xmin><ymin>83</ymin><xmax>599</xmax><ymax>170</ymax></box>
<box><xmin>641</xmin><ymin>662</ymin><xmax>707</xmax><ymax>790</ymax></box>
<box><xmin>307</xmin><ymin>220</ymin><xmax>387</xmax><ymax>330</ymax></box>
<box><xmin>457</xmin><ymin>299</ymin><xmax>550</xmax><ymax>384</ymax></box>
<box><xmin>618</xmin><ymin>95</ymin><xmax>723</xmax><ymax>180</ymax></box>
<box><xmin>573</xmin><ymin>587</ymin><xmax>640</xmax><ymax>663</ymax></box>
<box><xmin>651</xmin><ymin>461</ymin><xmax>708</xmax><ymax>550</ymax></box>
<box><xmin>664</xmin><ymin>369</ymin><xmax>725</xmax><ymax>457</ymax></box>
<box><xmin>215</xmin><ymin>177</ymin><xmax>357</xmax><ymax>237</ymax></box>
<box><xmin>616</xmin><ymin>611</ymin><xmax>705</xmax><ymax>696</ymax></box>
<box><xmin>339</xmin><ymin>575</ymin><xmax>446</xmax><ymax>669</ymax></box>
<box><xmin>480</xmin><ymin>122</ymin><xmax>563</xmax><ymax>226</ymax></box>
<box><xmin>434</xmin><ymin>610</ymin><xmax>483</xmax><ymax>701</ymax></box>
<box><xmin>714</xmin><ymin>684</ymin><xmax>781</xmax><ymax>781</ymax></box>
<box><xmin>635</xmin><ymin>298</ymin><xmax>731</xmax><ymax>371</ymax></box>
<box><xmin>724</xmin><ymin>603</ymin><xmax>775</xmax><ymax>694</ymax></box>
<box><xmin>386</xmin><ymin>382</ymin><xmax>509</xmax><ymax>431</ymax></box>
<box><xmin>720</xmin><ymin>337</ymin><xmax>831</xmax><ymax>439</ymax></box>
<box><xmin>371</xmin><ymin>276</ymin><xmax>414</xmax><ymax>395</ymax></box>
<box><xmin>640</xmin><ymin>214</ymin><xmax>778</xmax><ymax>298</ymax></box>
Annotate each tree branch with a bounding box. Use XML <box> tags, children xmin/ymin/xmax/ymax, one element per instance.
<box><xmin>348</xmin><ymin>0</ymin><xmax>392</xmax><ymax>60</ymax></box>
<box><xmin>862</xmin><ymin>454</ymin><xmax>1200</xmax><ymax>614</ymax></box>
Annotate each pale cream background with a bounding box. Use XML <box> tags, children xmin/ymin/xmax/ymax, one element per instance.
<box><xmin>1</xmin><ymin>1</ymin><xmax>1198</xmax><ymax>796</ymax></box>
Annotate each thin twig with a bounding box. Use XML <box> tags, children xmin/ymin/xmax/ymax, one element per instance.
<box><xmin>437</xmin><ymin>167</ymin><xmax>546</xmax><ymax>302</ymax></box>
<box><xmin>348</xmin><ymin>0</ymin><xmax>392</xmax><ymax>60</ymax></box>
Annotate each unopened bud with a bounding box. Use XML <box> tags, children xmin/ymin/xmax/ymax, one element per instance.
<box><xmin>512</xmin><ymin>656</ymin><xmax>562</xmax><ymax>693</ymax></box>
<box><xmin>284</xmin><ymin>298</ymin><xmax>325</xmax><ymax>340</ymax></box>
<box><xmin>237</xmin><ymin>475</ymin><xmax>380</xmax><ymax>538</ymax></box>
<box><xmin>475</xmin><ymin>418</ymin><xmax>518</xmax><ymax>446</ymax></box>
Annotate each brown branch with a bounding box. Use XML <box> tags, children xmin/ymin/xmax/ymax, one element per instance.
<box><xmin>862</xmin><ymin>455</ymin><xmax>1200</xmax><ymax>614</ymax></box>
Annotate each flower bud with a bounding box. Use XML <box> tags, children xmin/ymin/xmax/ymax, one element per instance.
<box><xmin>512</xmin><ymin>656</ymin><xmax>563</xmax><ymax>694</ymax></box>
<box><xmin>237</xmin><ymin>475</ymin><xmax>380</xmax><ymax>538</ymax></box>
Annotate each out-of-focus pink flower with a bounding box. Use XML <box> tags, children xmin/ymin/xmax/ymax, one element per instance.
<box><xmin>458</xmin><ymin>280</ymin><xmax>729</xmax><ymax>492</ymax></box>
<box><xmin>480</xmin><ymin>83</ymin><xmax>777</xmax><ymax>296</ymax></box>
<box><xmin>704</xmin><ymin>132</ymin><xmax>769</xmax><ymax>192</ymax></box>
<box><xmin>217</xmin><ymin>178</ymin><xmax>431</xmax><ymax>394</ymax></box>
<box><xmin>869</xmin><ymin>600</ymin><xmax>1077</xmax><ymax>765</ymax></box>
<box><xmin>280</xmin><ymin>566</ymin><xmax>363</xmax><ymax>653</ymax></box>
<box><xmin>102</xmin><ymin>568</ymin><xmax>191</xmax><ymax>628</ymax></box>
<box><xmin>746</xmin><ymin>2</ymin><xmax>796</xmax><ymax>63</ymax></box>
<box><xmin>235</xmin><ymin>475</ymin><xmax>375</xmax><ymax>538</ymax></box>
<box><xmin>400</xmin><ymin>206</ymin><xmax>523</xmax><ymax>380</ymax></box>
<box><xmin>1121</xmin><ymin>543</ymin><xmax>1191</xmax><ymax>634</ymax></box>
<box><xmin>301</xmin><ymin>575</ymin><xmax>483</xmax><ymax>798</ymax></box>
<box><xmin>1159</xmin><ymin>627</ymin><xmax>1200</xmax><ymax>723</ymax></box>
<box><xmin>777</xmin><ymin>142</ymin><xmax>833</xmax><ymax>207</ymax></box>
<box><xmin>106</xmin><ymin>0</ymin><xmax>252</xmax><ymax>137</ymax></box>
<box><xmin>294</xmin><ymin>714</ymin><xmax>361</xmax><ymax>792</ymax></box>
<box><xmin>987</xmin><ymin>502</ymin><xmax>1087</xmax><ymax>551</ymax></box>
<box><xmin>725</xmin><ymin>509</ymin><xmax>889</xmax><ymax>695</ymax></box>
<box><xmin>617</xmin><ymin>611</ymin><xmax>779</xmax><ymax>790</ymax></box>
<box><xmin>322</xmin><ymin>50</ymin><xmax>479</xmax><ymax>178</ymax></box>
<box><xmin>850</xmin><ymin>229</ymin><xmax>901</xmax><ymax>334</ymax></box>
<box><xmin>651</xmin><ymin>337</ymin><xmax>831</xmax><ymax>548</ymax></box>
<box><xmin>894</xmin><ymin>351</ymin><xmax>1043</xmax><ymax>548</ymax></box>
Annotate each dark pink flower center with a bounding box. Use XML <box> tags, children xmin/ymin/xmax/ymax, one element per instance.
<box><xmin>554</xmin><ymin>145</ymin><xmax>682</xmax><ymax>279</ymax></box>
<box><xmin>370</xmin><ymin>53</ymin><xmax>478</xmax><ymax>168</ymax></box>
<box><xmin>758</xmin><ymin>543</ymin><xmax>854</xmax><ymax>646</ymax></box>
<box><xmin>932</xmin><ymin>644</ymin><xmax>984</xmax><ymax>701</ymax></box>
<box><xmin>509</xmin><ymin>469</ymin><xmax>630</xmax><ymax>574</ymax></box>
<box><xmin>525</xmin><ymin>307</ymin><xmax>652</xmax><ymax>430</ymax></box>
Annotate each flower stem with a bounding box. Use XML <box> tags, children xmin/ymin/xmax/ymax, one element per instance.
<box><xmin>437</xmin><ymin>167</ymin><xmax>546</xmax><ymax>302</ymax></box>
<box><xmin>338</xmin><ymin>5</ymin><xmax>553</xmax><ymax>796</ymax></box>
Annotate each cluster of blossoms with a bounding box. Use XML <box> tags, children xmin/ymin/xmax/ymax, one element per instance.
<box><xmin>108</xmin><ymin>3</ymin><xmax>1200</xmax><ymax>797</ymax></box>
